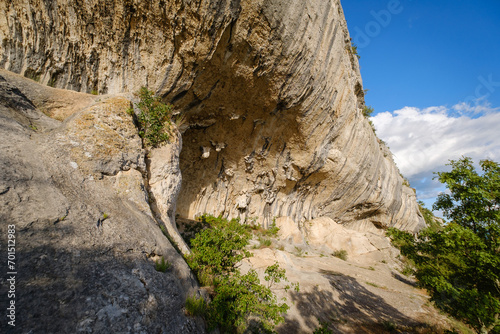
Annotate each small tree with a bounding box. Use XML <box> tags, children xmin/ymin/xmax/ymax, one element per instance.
<box><xmin>207</xmin><ymin>269</ymin><xmax>289</xmax><ymax>333</ymax></box>
<box><xmin>187</xmin><ymin>215</ymin><xmax>251</xmax><ymax>285</ymax></box>
<box><xmin>388</xmin><ymin>157</ymin><xmax>500</xmax><ymax>334</ymax></box>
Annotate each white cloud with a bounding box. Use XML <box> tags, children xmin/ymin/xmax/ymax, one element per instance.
<box><xmin>372</xmin><ymin>103</ymin><xmax>500</xmax><ymax>211</ymax></box>
<box><xmin>373</xmin><ymin>105</ymin><xmax>500</xmax><ymax>178</ymax></box>
<box><xmin>452</xmin><ymin>99</ymin><xmax>500</xmax><ymax>116</ymax></box>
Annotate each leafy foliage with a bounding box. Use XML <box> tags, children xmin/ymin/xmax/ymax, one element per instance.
<box><xmin>265</xmin><ymin>262</ymin><xmax>299</xmax><ymax>293</ymax></box>
<box><xmin>257</xmin><ymin>237</ymin><xmax>272</xmax><ymax>249</ymax></box>
<box><xmin>388</xmin><ymin>157</ymin><xmax>500</xmax><ymax>334</ymax></box>
<box><xmin>265</xmin><ymin>220</ymin><xmax>280</xmax><ymax>237</ymax></box>
<box><xmin>186</xmin><ymin>215</ymin><xmax>291</xmax><ymax>333</ymax></box>
<box><xmin>351</xmin><ymin>44</ymin><xmax>360</xmax><ymax>59</ymax></box>
<box><xmin>403</xmin><ymin>178</ymin><xmax>411</xmax><ymax>187</ymax></box>
<box><xmin>181</xmin><ymin>220</ymin><xmax>208</xmax><ymax>247</ymax></box>
<box><xmin>362</xmin><ymin>105</ymin><xmax>377</xmax><ymax>133</ymax></box>
<box><xmin>313</xmin><ymin>321</ymin><xmax>333</xmax><ymax>334</ymax></box>
<box><xmin>347</xmin><ymin>38</ymin><xmax>360</xmax><ymax>60</ymax></box>
<box><xmin>246</xmin><ymin>218</ymin><xmax>280</xmax><ymax>238</ymax></box>
<box><xmin>433</xmin><ymin>157</ymin><xmax>499</xmax><ymax>242</ymax></box>
<box><xmin>207</xmin><ymin>270</ymin><xmax>289</xmax><ymax>333</ymax></box>
<box><xmin>381</xmin><ymin>320</ymin><xmax>397</xmax><ymax>331</ymax></box>
<box><xmin>187</xmin><ymin>214</ymin><xmax>251</xmax><ymax>284</ymax></box>
<box><xmin>128</xmin><ymin>87</ymin><xmax>172</xmax><ymax>148</ymax></box>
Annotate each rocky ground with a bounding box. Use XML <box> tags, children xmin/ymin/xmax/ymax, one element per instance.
<box><xmin>247</xmin><ymin>244</ymin><xmax>463</xmax><ymax>333</ymax></box>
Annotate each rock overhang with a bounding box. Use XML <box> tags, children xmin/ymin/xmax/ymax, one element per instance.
<box><xmin>0</xmin><ymin>0</ymin><xmax>425</xmax><ymax>232</ymax></box>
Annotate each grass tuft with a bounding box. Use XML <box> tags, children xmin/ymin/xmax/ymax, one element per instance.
<box><xmin>155</xmin><ymin>256</ymin><xmax>171</xmax><ymax>272</ymax></box>
<box><xmin>332</xmin><ymin>249</ymin><xmax>348</xmax><ymax>261</ymax></box>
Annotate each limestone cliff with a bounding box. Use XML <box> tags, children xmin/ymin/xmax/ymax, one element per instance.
<box><xmin>0</xmin><ymin>1</ymin><xmax>424</xmax><ymax>232</ymax></box>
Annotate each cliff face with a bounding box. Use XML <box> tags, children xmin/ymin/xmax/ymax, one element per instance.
<box><xmin>0</xmin><ymin>0</ymin><xmax>424</xmax><ymax>232</ymax></box>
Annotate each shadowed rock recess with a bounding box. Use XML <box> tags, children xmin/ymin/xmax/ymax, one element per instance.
<box><xmin>0</xmin><ymin>0</ymin><xmax>425</xmax><ymax>232</ymax></box>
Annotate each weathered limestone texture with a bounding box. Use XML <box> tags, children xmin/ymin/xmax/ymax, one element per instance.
<box><xmin>149</xmin><ymin>131</ymin><xmax>192</xmax><ymax>255</ymax></box>
<box><xmin>0</xmin><ymin>0</ymin><xmax>425</xmax><ymax>231</ymax></box>
<box><xmin>0</xmin><ymin>70</ymin><xmax>203</xmax><ymax>333</ymax></box>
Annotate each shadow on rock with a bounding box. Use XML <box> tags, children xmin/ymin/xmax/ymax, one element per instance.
<box><xmin>0</xmin><ymin>222</ymin><xmax>202</xmax><ymax>334</ymax></box>
<box><xmin>392</xmin><ymin>272</ymin><xmax>418</xmax><ymax>287</ymax></box>
<box><xmin>281</xmin><ymin>269</ymin><xmax>425</xmax><ymax>333</ymax></box>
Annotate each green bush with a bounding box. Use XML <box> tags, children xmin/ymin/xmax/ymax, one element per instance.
<box><xmin>362</xmin><ymin>106</ymin><xmax>377</xmax><ymax>133</ymax></box>
<box><xmin>294</xmin><ymin>246</ymin><xmax>304</xmax><ymax>257</ymax></box>
<box><xmin>347</xmin><ymin>39</ymin><xmax>360</xmax><ymax>60</ymax></box>
<box><xmin>129</xmin><ymin>87</ymin><xmax>172</xmax><ymax>148</ymax></box>
<box><xmin>207</xmin><ymin>270</ymin><xmax>289</xmax><ymax>333</ymax></box>
<box><xmin>258</xmin><ymin>237</ymin><xmax>272</xmax><ymax>248</ymax></box>
<box><xmin>247</xmin><ymin>218</ymin><xmax>280</xmax><ymax>238</ymax></box>
<box><xmin>265</xmin><ymin>219</ymin><xmax>280</xmax><ymax>237</ymax></box>
<box><xmin>186</xmin><ymin>214</ymin><xmax>291</xmax><ymax>333</ymax></box>
<box><xmin>418</xmin><ymin>201</ymin><xmax>442</xmax><ymax>232</ymax></box>
<box><xmin>402</xmin><ymin>178</ymin><xmax>411</xmax><ymax>187</ymax></box>
<box><xmin>381</xmin><ymin>320</ymin><xmax>396</xmax><ymax>331</ymax></box>
<box><xmin>332</xmin><ymin>249</ymin><xmax>348</xmax><ymax>261</ymax></box>
<box><xmin>400</xmin><ymin>259</ymin><xmax>414</xmax><ymax>277</ymax></box>
<box><xmin>187</xmin><ymin>215</ymin><xmax>251</xmax><ymax>281</ymax></box>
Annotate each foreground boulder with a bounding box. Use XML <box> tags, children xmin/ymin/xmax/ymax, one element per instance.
<box><xmin>0</xmin><ymin>70</ymin><xmax>203</xmax><ymax>333</ymax></box>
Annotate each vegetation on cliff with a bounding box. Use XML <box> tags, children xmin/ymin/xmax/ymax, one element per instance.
<box><xmin>128</xmin><ymin>87</ymin><xmax>173</xmax><ymax>148</ymax></box>
<box><xmin>388</xmin><ymin>157</ymin><xmax>500</xmax><ymax>334</ymax></box>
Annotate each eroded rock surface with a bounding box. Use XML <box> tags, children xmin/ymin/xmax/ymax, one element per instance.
<box><xmin>0</xmin><ymin>71</ymin><xmax>203</xmax><ymax>333</ymax></box>
<box><xmin>0</xmin><ymin>0</ymin><xmax>425</xmax><ymax>232</ymax></box>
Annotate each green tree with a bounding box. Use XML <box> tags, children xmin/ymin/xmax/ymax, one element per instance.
<box><xmin>434</xmin><ymin>157</ymin><xmax>499</xmax><ymax>241</ymax></box>
<box><xmin>362</xmin><ymin>105</ymin><xmax>377</xmax><ymax>133</ymax></box>
<box><xmin>388</xmin><ymin>157</ymin><xmax>500</xmax><ymax>334</ymax></box>
<box><xmin>186</xmin><ymin>215</ymin><xmax>290</xmax><ymax>333</ymax></box>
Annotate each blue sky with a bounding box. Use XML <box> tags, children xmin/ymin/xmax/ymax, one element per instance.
<box><xmin>342</xmin><ymin>0</ymin><xmax>500</xmax><ymax>212</ymax></box>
